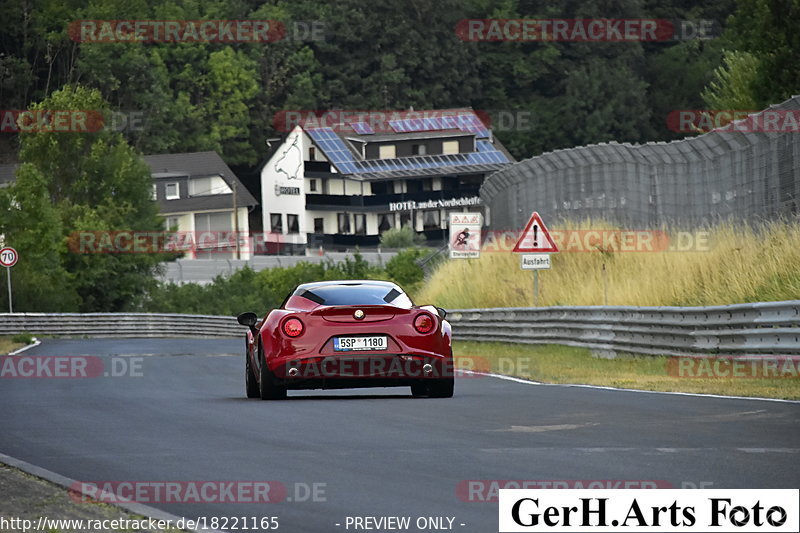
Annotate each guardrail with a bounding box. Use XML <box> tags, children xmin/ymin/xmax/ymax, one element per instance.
<box><xmin>1</xmin><ymin>301</ymin><xmax>799</xmax><ymax>356</ymax></box>
<box><xmin>0</xmin><ymin>313</ymin><xmax>241</xmax><ymax>338</ymax></box>
<box><xmin>447</xmin><ymin>301</ymin><xmax>800</xmax><ymax>357</ymax></box>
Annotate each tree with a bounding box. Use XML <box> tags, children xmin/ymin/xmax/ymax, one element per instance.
<box><xmin>702</xmin><ymin>50</ymin><xmax>762</xmax><ymax>111</ymax></box>
<box><xmin>703</xmin><ymin>0</ymin><xmax>800</xmax><ymax>109</ymax></box>
<box><xmin>13</xmin><ymin>84</ymin><xmax>169</xmax><ymax>311</ymax></box>
<box><xmin>0</xmin><ymin>164</ymin><xmax>79</xmax><ymax>312</ymax></box>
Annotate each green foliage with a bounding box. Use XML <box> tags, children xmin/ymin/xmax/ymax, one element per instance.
<box><xmin>142</xmin><ymin>253</ymin><xmax>391</xmax><ymax>315</ymax></box>
<box><xmin>384</xmin><ymin>248</ymin><xmax>427</xmax><ymax>290</ymax></box>
<box><xmin>0</xmin><ymin>164</ymin><xmax>79</xmax><ymax>311</ymax></box>
<box><xmin>0</xmin><ymin>85</ymin><xmax>170</xmax><ymax>312</ymax></box>
<box><xmin>0</xmin><ymin>0</ymin><xmax>755</xmax><ymax>165</ymax></box>
<box><xmin>379</xmin><ymin>226</ymin><xmax>427</xmax><ymax>249</ymax></box>
<box><xmin>723</xmin><ymin>0</ymin><xmax>800</xmax><ymax>107</ymax></box>
<box><xmin>702</xmin><ymin>0</ymin><xmax>800</xmax><ymax>111</ymax></box>
<box><xmin>702</xmin><ymin>50</ymin><xmax>762</xmax><ymax>110</ymax></box>
<box><xmin>11</xmin><ymin>333</ymin><xmax>34</xmax><ymax>344</ymax></box>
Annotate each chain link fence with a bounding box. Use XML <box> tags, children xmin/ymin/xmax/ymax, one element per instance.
<box><xmin>482</xmin><ymin>96</ymin><xmax>800</xmax><ymax>230</ymax></box>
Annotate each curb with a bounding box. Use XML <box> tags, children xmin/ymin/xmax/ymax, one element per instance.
<box><xmin>0</xmin><ymin>453</ymin><xmax>223</xmax><ymax>533</ymax></box>
<box><xmin>7</xmin><ymin>337</ymin><xmax>41</xmax><ymax>356</ymax></box>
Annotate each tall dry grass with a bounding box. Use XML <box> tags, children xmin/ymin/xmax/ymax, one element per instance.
<box><xmin>416</xmin><ymin>221</ymin><xmax>800</xmax><ymax>308</ymax></box>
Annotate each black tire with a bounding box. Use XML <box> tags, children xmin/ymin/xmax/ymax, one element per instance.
<box><xmin>259</xmin><ymin>344</ymin><xmax>287</xmax><ymax>400</ymax></box>
<box><xmin>428</xmin><ymin>349</ymin><xmax>455</xmax><ymax>398</ymax></box>
<box><xmin>410</xmin><ymin>383</ymin><xmax>428</xmax><ymax>397</ymax></box>
<box><xmin>427</xmin><ymin>376</ymin><xmax>454</xmax><ymax>398</ymax></box>
<box><xmin>245</xmin><ymin>346</ymin><xmax>259</xmax><ymax>399</ymax></box>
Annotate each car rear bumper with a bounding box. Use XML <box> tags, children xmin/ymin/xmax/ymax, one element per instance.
<box><xmin>270</xmin><ymin>353</ymin><xmax>453</xmax><ymax>389</ymax></box>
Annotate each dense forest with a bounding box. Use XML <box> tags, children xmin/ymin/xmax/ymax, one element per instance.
<box><xmin>3</xmin><ymin>0</ymin><xmax>798</xmax><ymax>168</ymax></box>
<box><xmin>0</xmin><ymin>0</ymin><xmax>797</xmax><ymax>313</ymax></box>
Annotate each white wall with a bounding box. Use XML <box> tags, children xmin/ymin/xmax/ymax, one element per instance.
<box><xmin>261</xmin><ymin>126</ymin><xmax>308</xmax><ymax>246</ymax></box>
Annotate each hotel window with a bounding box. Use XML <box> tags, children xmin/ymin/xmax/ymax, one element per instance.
<box><xmin>442</xmin><ymin>140</ymin><xmax>459</xmax><ymax>155</ymax></box>
<box><xmin>314</xmin><ymin>218</ymin><xmax>324</xmax><ymax>233</ymax></box>
<box><xmin>287</xmin><ymin>214</ymin><xmax>299</xmax><ymax>234</ymax></box>
<box><xmin>378</xmin><ymin>213</ymin><xmax>393</xmax><ymax>232</ymax></box>
<box><xmin>166</xmin><ymin>216</ymin><xmax>180</xmax><ymax>230</ymax></box>
<box><xmin>309</xmin><ymin>146</ymin><xmax>316</xmax><ymax>161</ymax></box>
<box><xmin>165</xmin><ymin>182</ymin><xmax>180</xmax><ymax>200</ymax></box>
<box><xmin>371</xmin><ymin>181</ymin><xmax>389</xmax><ymax>195</ymax></box>
<box><xmin>309</xmin><ymin>179</ymin><xmax>317</xmax><ymax>192</ymax></box>
<box><xmin>270</xmin><ymin>213</ymin><xmax>283</xmax><ymax>233</ymax></box>
<box><xmin>400</xmin><ymin>212</ymin><xmax>412</xmax><ymax>228</ymax></box>
<box><xmin>412</xmin><ymin>144</ymin><xmax>427</xmax><ymax>156</ymax></box>
<box><xmin>152</xmin><ymin>184</ymin><xmax>158</xmax><ymax>200</ymax></box>
<box><xmin>354</xmin><ymin>214</ymin><xmax>366</xmax><ymax>235</ymax></box>
<box><xmin>422</xmin><ymin>210</ymin><xmax>440</xmax><ymax>230</ymax></box>
<box><xmin>421</xmin><ymin>178</ymin><xmax>433</xmax><ymax>191</ymax></box>
<box><xmin>379</xmin><ymin>144</ymin><xmax>396</xmax><ymax>159</ymax></box>
<box><xmin>337</xmin><ymin>213</ymin><xmax>351</xmax><ymax>233</ymax></box>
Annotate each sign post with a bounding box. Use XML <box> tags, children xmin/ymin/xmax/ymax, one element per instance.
<box><xmin>0</xmin><ymin>247</ymin><xmax>18</xmax><ymax>313</ymax></box>
<box><xmin>512</xmin><ymin>213</ymin><xmax>558</xmax><ymax>306</ymax></box>
<box><xmin>448</xmin><ymin>213</ymin><xmax>482</xmax><ymax>259</ymax></box>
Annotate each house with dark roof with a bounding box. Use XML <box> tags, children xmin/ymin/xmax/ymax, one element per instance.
<box><xmin>1</xmin><ymin>152</ymin><xmax>258</xmax><ymax>259</ymax></box>
<box><xmin>145</xmin><ymin>151</ymin><xmax>258</xmax><ymax>259</ymax></box>
<box><xmin>260</xmin><ymin>109</ymin><xmax>514</xmax><ymax>251</ymax></box>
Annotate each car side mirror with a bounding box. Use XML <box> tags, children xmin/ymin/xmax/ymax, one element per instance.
<box><xmin>435</xmin><ymin>307</ymin><xmax>447</xmax><ymax>319</ymax></box>
<box><xmin>237</xmin><ymin>312</ymin><xmax>259</xmax><ymax>332</ymax></box>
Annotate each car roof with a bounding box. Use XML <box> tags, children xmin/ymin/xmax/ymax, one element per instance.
<box><xmin>294</xmin><ymin>280</ymin><xmax>401</xmax><ymax>291</ymax></box>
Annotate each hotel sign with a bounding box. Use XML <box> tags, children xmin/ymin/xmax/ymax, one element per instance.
<box><xmin>275</xmin><ymin>184</ymin><xmax>301</xmax><ymax>196</ymax></box>
<box><xmin>388</xmin><ymin>195</ymin><xmax>481</xmax><ymax>212</ymax></box>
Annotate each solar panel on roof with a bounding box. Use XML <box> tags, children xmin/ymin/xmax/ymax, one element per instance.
<box><xmin>349</xmin><ymin>122</ymin><xmax>375</xmax><ymax>135</ymax></box>
<box><xmin>308</xmin><ymin>126</ymin><xmax>508</xmax><ymax>175</ymax></box>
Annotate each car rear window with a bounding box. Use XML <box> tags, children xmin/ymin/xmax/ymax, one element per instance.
<box><xmin>295</xmin><ymin>284</ymin><xmax>413</xmax><ymax>308</ymax></box>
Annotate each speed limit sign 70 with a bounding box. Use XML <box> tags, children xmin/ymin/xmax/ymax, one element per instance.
<box><xmin>0</xmin><ymin>247</ymin><xmax>18</xmax><ymax>268</ymax></box>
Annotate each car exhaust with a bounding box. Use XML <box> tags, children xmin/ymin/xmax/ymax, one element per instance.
<box><xmin>423</xmin><ymin>363</ymin><xmax>433</xmax><ymax>375</ymax></box>
<box><xmin>288</xmin><ymin>367</ymin><xmax>299</xmax><ymax>377</ymax></box>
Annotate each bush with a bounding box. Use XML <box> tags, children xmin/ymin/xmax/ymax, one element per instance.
<box><xmin>11</xmin><ymin>333</ymin><xmax>33</xmax><ymax>344</ymax></box>
<box><xmin>141</xmin><ymin>252</ymin><xmax>387</xmax><ymax>315</ymax></box>
<box><xmin>379</xmin><ymin>226</ymin><xmax>426</xmax><ymax>248</ymax></box>
<box><xmin>385</xmin><ymin>248</ymin><xmax>427</xmax><ymax>292</ymax></box>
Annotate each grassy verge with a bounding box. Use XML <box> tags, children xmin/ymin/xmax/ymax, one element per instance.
<box><xmin>0</xmin><ymin>463</ymin><xmax>182</xmax><ymax>532</ymax></box>
<box><xmin>453</xmin><ymin>341</ymin><xmax>800</xmax><ymax>400</ymax></box>
<box><xmin>0</xmin><ymin>334</ymin><xmax>33</xmax><ymax>355</ymax></box>
<box><xmin>418</xmin><ymin>221</ymin><xmax>800</xmax><ymax>308</ymax></box>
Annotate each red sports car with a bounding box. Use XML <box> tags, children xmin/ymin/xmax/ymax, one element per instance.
<box><xmin>237</xmin><ymin>280</ymin><xmax>454</xmax><ymax>400</ymax></box>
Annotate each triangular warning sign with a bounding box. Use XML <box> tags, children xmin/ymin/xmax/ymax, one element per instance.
<box><xmin>513</xmin><ymin>212</ymin><xmax>558</xmax><ymax>253</ymax></box>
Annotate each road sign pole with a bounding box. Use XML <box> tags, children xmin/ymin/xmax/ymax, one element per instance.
<box><xmin>533</xmin><ymin>270</ymin><xmax>539</xmax><ymax>307</ymax></box>
<box><xmin>6</xmin><ymin>266</ymin><xmax>11</xmax><ymax>313</ymax></box>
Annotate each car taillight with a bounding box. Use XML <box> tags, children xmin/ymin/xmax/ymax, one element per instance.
<box><xmin>283</xmin><ymin>318</ymin><xmax>304</xmax><ymax>337</ymax></box>
<box><xmin>414</xmin><ymin>313</ymin><xmax>435</xmax><ymax>334</ymax></box>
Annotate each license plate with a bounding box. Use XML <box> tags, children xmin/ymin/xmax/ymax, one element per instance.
<box><xmin>334</xmin><ymin>336</ymin><xmax>387</xmax><ymax>352</ymax></box>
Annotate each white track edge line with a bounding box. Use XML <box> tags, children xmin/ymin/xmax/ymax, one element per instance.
<box><xmin>7</xmin><ymin>338</ymin><xmax>41</xmax><ymax>355</ymax></box>
<box><xmin>461</xmin><ymin>370</ymin><xmax>800</xmax><ymax>404</ymax></box>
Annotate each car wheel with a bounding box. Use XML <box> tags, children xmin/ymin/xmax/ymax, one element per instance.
<box><xmin>428</xmin><ymin>349</ymin><xmax>455</xmax><ymax>398</ymax></box>
<box><xmin>245</xmin><ymin>345</ymin><xmax>259</xmax><ymax>399</ymax></box>
<box><xmin>410</xmin><ymin>382</ymin><xmax>428</xmax><ymax>397</ymax></box>
<box><xmin>259</xmin><ymin>344</ymin><xmax>287</xmax><ymax>401</ymax></box>
<box><xmin>427</xmin><ymin>376</ymin><xmax>454</xmax><ymax>398</ymax></box>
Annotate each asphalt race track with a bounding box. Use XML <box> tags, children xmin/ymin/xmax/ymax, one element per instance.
<box><xmin>2</xmin><ymin>338</ymin><xmax>799</xmax><ymax>532</ymax></box>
